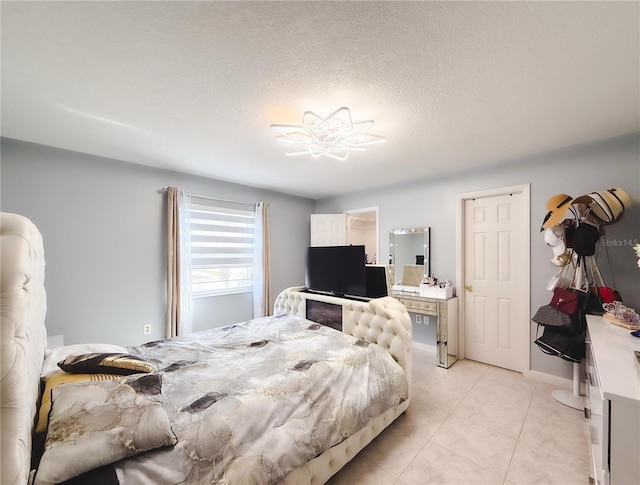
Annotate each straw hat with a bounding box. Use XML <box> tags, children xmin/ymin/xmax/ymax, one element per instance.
<box><xmin>540</xmin><ymin>194</ymin><xmax>574</xmax><ymax>231</ymax></box>
<box><xmin>586</xmin><ymin>188</ymin><xmax>632</xmax><ymax>224</ymax></box>
<box><xmin>570</xmin><ymin>194</ymin><xmax>603</xmax><ymax>225</ymax></box>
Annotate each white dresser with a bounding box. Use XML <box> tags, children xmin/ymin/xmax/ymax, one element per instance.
<box><xmin>585</xmin><ymin>315</ymin><xmax>640</xmax><ymax>485</ymax></box>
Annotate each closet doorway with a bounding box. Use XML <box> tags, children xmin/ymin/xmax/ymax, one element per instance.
<box><xmin>456</xmin><ymin>185</ymin><xmax>530</xmax><ymax>373</ymax></box>
<box><xmin>310</xmin><ymin>207</ymin><xmax>379</xmax><ymax>264</ymax></box>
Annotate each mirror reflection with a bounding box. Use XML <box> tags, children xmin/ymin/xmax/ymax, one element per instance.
<box><xmin>388</xmin><ymin>227</ymin><xmax>430</xmax><ymax>288</ymax></box>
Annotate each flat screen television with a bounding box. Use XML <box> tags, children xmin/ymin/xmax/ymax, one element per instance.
<box><xmin>305</xmin><ymin>245</ymin><xmax>366</xmax><ymax>298</ymax></box>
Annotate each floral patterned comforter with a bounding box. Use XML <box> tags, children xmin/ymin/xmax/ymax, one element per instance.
<box><xmin>116</xmin><ymin>314</ymin><xmax>409</xmax><ymax>484</ymax></box>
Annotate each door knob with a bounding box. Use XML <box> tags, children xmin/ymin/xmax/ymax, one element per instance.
<box><xmin>465</xmin><ymin>284</ymin><xmax>473</xmax><ymax>292</ymax></box>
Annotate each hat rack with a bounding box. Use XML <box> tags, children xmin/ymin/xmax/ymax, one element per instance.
<box><xmin>540</xmin><ymin>188</ymin><xmax>632</xmax><ymax>411</ymax></box>
<box><xmin>550</xmin><ymin>261</ymin><xmax>586</xmax><ymax>410</ymax></box>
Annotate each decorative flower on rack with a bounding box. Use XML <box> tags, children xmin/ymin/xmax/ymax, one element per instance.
<box><xmin>270</xmin><ymin>107</ymin><xmax>386</xmax><ymax>161</ymax></box>
<box><xmin>634</xmin><ymin>243</ymin><xmax>640</xmax><ymax>268</ymax></box>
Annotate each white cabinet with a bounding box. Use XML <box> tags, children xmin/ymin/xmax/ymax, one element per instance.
<box><xmin>585</xmin><ymin>315</ymin><xmax>640</xmax><ymax>485</ymax></box>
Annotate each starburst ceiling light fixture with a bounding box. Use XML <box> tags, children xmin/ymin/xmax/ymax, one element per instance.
<box><xmin>270</xmin><ymin>106</ymin><xmax>386</xmax><ymax>161</ymax></box>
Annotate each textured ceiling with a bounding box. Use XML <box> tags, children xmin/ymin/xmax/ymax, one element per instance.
<box><xmin>2</xmin><ymin>1</ymin><xmax>639</xmax><ymax>199</ymax></box>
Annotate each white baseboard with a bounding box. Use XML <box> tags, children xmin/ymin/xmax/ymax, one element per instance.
<box><xmin>412</xmin><ymin>341</ymin><xmax>437</xmax><ymax>354</ymax></box>
<box><xmin>413</xmin><ymin>342</ymin><xmax>580</xmax><ymax>393</ymax></box>
<box><xmin>524</xmin><ymin>369</ymin><xmax>574</xmax><ymax>390</ymax></box>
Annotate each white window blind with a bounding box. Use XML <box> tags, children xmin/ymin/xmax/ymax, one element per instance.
<box><xmin>189</xmin><ymin>199</ymin><xmax>256</xmax><ymax>296</ymax></box>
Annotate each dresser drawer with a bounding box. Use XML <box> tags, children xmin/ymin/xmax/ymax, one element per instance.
<box><xmin>398</xmin><ymin>298</ymin><xmax>438</xmax><ymax>315</ymax></box>
<box><xmin>585</xmin><ymin>338</ymin><xmax>606</xmax><ymax>485</ymax></box>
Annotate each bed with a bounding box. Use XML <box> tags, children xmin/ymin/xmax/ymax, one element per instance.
<box><xmin>0</xmin><ymin>212</ymin><xmax>412</xmax><ymax>485</ymax></box>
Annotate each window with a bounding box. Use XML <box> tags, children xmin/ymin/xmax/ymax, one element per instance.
<box><xmin>189</xmin><ymin>198</ymin><xmax>255</xmax><ymax>296</ymax></box>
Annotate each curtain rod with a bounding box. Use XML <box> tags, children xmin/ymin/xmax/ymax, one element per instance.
<box><xmin>158</xmin><ymin>187</ymin><xmax>256</xmax><ymax>207</ymax></box>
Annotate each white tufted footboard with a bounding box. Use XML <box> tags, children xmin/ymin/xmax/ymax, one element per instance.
<box><xmin>274</xmin><ymin>286</ymin><xmax>412</xmax><ymax>484</ymax></box>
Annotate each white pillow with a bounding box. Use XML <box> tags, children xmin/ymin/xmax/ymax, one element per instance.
<box><xmin>34</xmin><ymin>374</ymin><xmax>177</xmax><ymax>485</ymax></box>
<box><xmin>41</xmin><ymin>344</ymin><xmax>128</xmax><ymax>377</ymax></box>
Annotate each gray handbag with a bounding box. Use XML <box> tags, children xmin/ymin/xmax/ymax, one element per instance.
<box><xmin>532</xmin><ymin>304</ymin><xmax>573</xmax><ymax>328</ymax></box>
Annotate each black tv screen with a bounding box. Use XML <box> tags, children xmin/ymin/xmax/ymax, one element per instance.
<box><xmin>365</xmin><ymin>265</ymin><xmax>388</xmax><ymax>298</ymax></box>
<box><xmin>305</xmin><ymin>245</ymin><xmax>366</xmax><ymax>297</ymax></box>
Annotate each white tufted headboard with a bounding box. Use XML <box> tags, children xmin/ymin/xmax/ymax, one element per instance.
<box><xmin>1</xmin><ymin>213</ymin><xmax>48</xmax><ymax>485</ymax></box>
<box><xmin>273</xmin><ymin>286</ymin><xmax>412</xmax><ymax>387</ymax></box>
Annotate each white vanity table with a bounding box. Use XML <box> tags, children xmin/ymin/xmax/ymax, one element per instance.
<box><xmin>584</xmin><ymin>314</ymin><xmax>640</xmax><ymax>485</ymax></box>
<box><xmin>390</xmin><ymin>290</ymin><xmax>458</xmax><ymax>368</ymax></box>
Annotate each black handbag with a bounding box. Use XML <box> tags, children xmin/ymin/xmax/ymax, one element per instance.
<box><xmin>584</xmin><ymin>256</ymin><xmax>605</xmax><ymax>315</ymax></box>
<box><xmin>534</xmin><ymin>286</ymin><xmax>587</xmax><ymax>363</ymax></box>
<box><xmin>585</xmin><ymin>290</ymin><xmax>604</xmax><ymax>315</ymax></box>
<box><xmin>534</xmin><ymin>325</ymin><xmax>585</xmax><ymax>363</ymax></box>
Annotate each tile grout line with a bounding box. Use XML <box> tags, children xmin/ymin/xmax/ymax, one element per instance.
<box><xmin>501</xmin><ymin>378</ymin><xmax>540</xmax><ymax>484</ymax></box>
<box><xmin>424</xmin><ymin>363</ymin><xmax>515</xmax><ymax>483</ymax></box>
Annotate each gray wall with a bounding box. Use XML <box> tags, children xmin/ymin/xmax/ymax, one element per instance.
<box><xmin>1</xmin><ymin>138</ymin><xmax>314</xmax><ymax>345</ymax></box>
<box><xmin>315</xmin><ymin>133</ymin><xmax>640</xmax><ymax>379</ymax></box>
<box><xmin>2</xmin><ymin>134</ymin><xmax>638</xmax><ymax>381</ymax></box>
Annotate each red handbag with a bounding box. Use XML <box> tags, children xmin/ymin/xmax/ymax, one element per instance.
<box><xmin>550</xmin><ymin>287</ymin><xmax>579</xmax><ymax>315</ymax></box>
<box><xmin>589</xmin><ymin>255</ymin><xmax>617</xmax><ymax>304</ymax></box>
<box><xmin>598</xmin><ymin>286</ymin><xmax>616</xmax><ymax>304</ymax></box>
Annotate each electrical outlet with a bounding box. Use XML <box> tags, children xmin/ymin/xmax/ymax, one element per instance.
<box><xmin>415</xmin><ymin>314</ymin><xmax>422</xmax><ymax>324</ymax></box>
<box><xmin>143</xmin><ymin>324</ymin><xmax>152</xmax><ymax>335</ymax></box>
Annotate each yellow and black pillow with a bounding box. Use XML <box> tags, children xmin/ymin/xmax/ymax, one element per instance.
<box><xmin>57</xmin><ymin>352</ymin><xmax>155</xmax><ymax>375</ymax></box>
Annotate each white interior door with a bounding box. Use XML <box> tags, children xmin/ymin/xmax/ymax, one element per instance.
<box><xmin>310</xmin><ymin>214</ymin><xmax>347</xmax><ymax>246</ymax></box>
<box><xmin>463</xmin><ymin>191</ymin><xmax>529</xmax><ymax>372</ymax></box>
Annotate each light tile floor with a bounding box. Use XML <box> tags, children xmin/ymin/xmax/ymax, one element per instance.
<box><xmin>327</xmin><ymin>348</ymin><xmax>591</xmax><ymax>485</ymax></box>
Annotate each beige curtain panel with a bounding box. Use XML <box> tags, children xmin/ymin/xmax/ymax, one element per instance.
<box><xmin>166</xmin><ymin>186</ymin><xmax>193</xmax><ymax>337</ymax></box>
<box><xmin>253</xmin><ymin>201</ymin><xmax>271</xmax><ymax>318</ymax></box>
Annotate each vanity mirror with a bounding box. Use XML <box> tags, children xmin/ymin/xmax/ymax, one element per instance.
<box><xmin>388</xmin><ymin>227</ymin><xmax>430</xmax><ymax>287</ymax></box>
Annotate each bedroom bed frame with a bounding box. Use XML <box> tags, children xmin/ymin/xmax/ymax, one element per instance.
<box><xmin>274</xmin><ymin>287</ymin><xmax>412</xmax><ymax>483</ymax></box>
<box><xmin>0</xmin><ymin>212</ymin><xmax>412</xmax><ymax>485</ymax></box>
